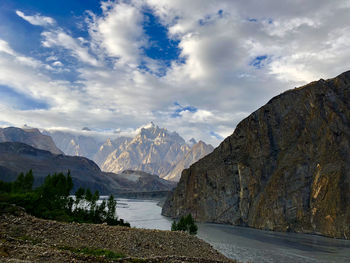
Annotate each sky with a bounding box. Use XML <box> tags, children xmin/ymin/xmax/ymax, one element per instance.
<box><xmin>0</xmin><ymin>0</ymin><xmax>349</xmax><ymax>146</ymax></box>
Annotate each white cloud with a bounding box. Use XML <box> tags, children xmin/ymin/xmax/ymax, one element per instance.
<box><xmin>41</xmin><ymin>30</ymin><xmax>100</xmax><ymax>66</ymax></box>
<box><xmin>16</xmin><ymin>10</ymin><xmax>55</xmax><ymax>26</ymax></box>
<box><xmin>88</xmin><ymin>1</ymin><xmax>146</xmax><ymax>66</ymax></box>
<box><xmin>52</xmin><ymin>61</ymin><xmax>63</xmax><ymax>67</ymax></box>
<box><xmin>0</xmin><ymin>39</ymin><xmax>52</xmax><ymax>70</ymax></box>
<box><xmin>1</xmin><ymin>0</ymin><xmax>350</xmax><ymax>146</ymax></box>
<box><xmin>0</xmin><ymin>39</ymin><xmax>16</xmax><ymax>56</ymax></box>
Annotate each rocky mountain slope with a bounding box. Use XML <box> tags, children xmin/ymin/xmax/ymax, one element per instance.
<box><xmin>44</xmin><ymin>130</ymin><xmax>102</xmax><ymax>160</ymax></box>
<box><xmin>93</xmin><ymin>137</ymin><xmax>131</xmax><ymax>167</ymax></box>
<box><xmin>101</xmin><ymin>123</ymin><xmax>213</xmax><ymax>180</ymax></box>
<box><xmin>163</xmin><ymin>141</ymin><xmax>214</xmax><ymax>181</ymax></box>
<box><xmin>46</xmin><ymin>124</ymin><xmax>213</xmax><ymax>181</ymax></box>
<box><xmin>0</xmin><ymin>127</ymin><xmax>63</xmax><ymax>155</ymax></box>
<box><xmin>0</xmin><ymin>142</ymin><xmax>175</xmax><ymax>194</ymax></box>
<box><xmin>102</xmin><ymin>123</ymin><xmax>191</xmax><ymax>177</ymax></box>
<box><xmin>163</xmin><ymin>71</ymin><xmax>350</xmax><ymax>239</ymax></box>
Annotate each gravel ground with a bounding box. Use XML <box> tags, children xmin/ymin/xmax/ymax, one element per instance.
<box><xmin>0</xmin><ymin>207</ymin><xmax>235</xmax><ymax>263</ymax></box>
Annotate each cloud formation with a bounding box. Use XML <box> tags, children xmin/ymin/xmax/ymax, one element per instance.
<box><xmin>0</xmin><ymin>0</ymin><xmax>349</xmax><ymax>146</ymax></box>
<box><xmin>16</xmin><ymin>10</ymin><xmax>55</xmax><ymax>26</ymax></box>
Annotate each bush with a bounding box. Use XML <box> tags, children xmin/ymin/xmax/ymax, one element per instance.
<box><xmin>171</xmin><ymin>214</ymin><xmax>198</xmax><ymax>235</ymax></box>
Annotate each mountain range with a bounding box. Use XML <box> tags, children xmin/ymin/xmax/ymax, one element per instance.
<box><xmin>0</xmin><ymin>142</ymin><xmax>176</xmax><ymax>194</ymax></box>
<box><xmin>45</xmin><ymin>123</ymin><xmax>213</xmax><ymax>181</ymax></box>
<box><xmin>163</xmin><ymin>71</ymin><xmax>350</xmax><ymax>239</ymax></box>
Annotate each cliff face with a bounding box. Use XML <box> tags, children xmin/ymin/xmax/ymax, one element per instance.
<box><xmin>163</xmin><ymin>71</ymin><xmax>350</xmax><ymax>239</ymax></box>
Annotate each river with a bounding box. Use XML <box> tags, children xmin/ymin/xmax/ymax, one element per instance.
<box><xmin>112</xmin><ymin>198</ymin><xmax>350</xmax><ymax>263</ymax></box>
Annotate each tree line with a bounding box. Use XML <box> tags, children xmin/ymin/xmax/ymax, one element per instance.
<box><xmin>0</xmin><ymin>170</ymin><xmax>130</xmax><ymax>227</ymax></box>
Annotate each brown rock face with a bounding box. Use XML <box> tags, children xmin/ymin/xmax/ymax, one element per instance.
<box><xmin>162</xmin><ymin>71</ymin><xmax>350</xmax><ymax>239</ymax></box>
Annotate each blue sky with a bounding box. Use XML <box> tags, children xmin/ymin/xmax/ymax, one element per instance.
<box><xmin>0</xmin><ymin>0</ymin><xmax>349</xmax><ymax>146</ymax></box>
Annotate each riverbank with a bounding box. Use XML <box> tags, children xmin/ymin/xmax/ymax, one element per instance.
<box><xmin>0</xmin><ymin>206</ymin><xmax>234</xmax><ymax>263</ymax></box>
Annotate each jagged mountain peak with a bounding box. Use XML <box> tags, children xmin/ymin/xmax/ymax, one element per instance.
<box><xmin>135</xmin><ymin>123</ymin><xmax>185</xmax><ymax>145</ymax></box>
<box><xmin>102</xmin><ymin>125</ymin><xmax>193</xmax><ymax>176</ymax></box>
<box><xmin>42</xmin><ymin>124</ymin><xmax>213</xmax><ymax>181</ymax></box>
<box><xmin>188</xmin><ymin>138</ymin><xmax>197</xmax><ymax>146</ymax></box>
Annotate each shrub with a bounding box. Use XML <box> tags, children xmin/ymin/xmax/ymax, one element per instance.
<box><xmin>171</xmin><ymin>214</ymin><xmax>198</xmax><ymax>235</ymax></box>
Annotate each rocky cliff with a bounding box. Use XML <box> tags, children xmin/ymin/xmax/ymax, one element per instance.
<box><xmin>0</xmin><ymin>127</ymin><xmax>63</xmax><ymax>155</ymax></box>
<box><xmin>162</xmin><ymin>71</ymin><xmax>350</xmax><ymax>239</ymax></box>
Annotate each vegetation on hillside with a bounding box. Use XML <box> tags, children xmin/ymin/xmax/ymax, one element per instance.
<box><xmin>0</xmin><ymin>170</ymin><xmax>130</xmax><ymax>227</ymax></box>
<box><xmin>171</xmin><ymin>214</ymin><xmax>198</xmax><ymax>235</ymax></box>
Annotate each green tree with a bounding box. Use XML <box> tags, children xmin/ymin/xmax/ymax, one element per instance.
<box><xmin>106</xmin><ymin>194</ymin><xmax>117</xmax><ymax>223</ymax></box>
<box><xmin>12</xmin><ymin>171</ymin><xmax>34</xmax><ymax>193</ymax></box>
<box><xmin>171</xmin><ymin>214</ymin><xmax>198</xmax><ymax>235</ymax></box>
<box><xmin>85</xmin><ymin>189</ymin><xmax>93</xmax><ymax>202</ymax></box>
<box><xmin>96</xmin><ymin>199</ymin><xmax>107</xmax><ymax>221</ymax></box>
<box><xmin>75</xmin><ymin>187</ymin><xmax>85</xmax><ymax>207</ymax></box>
<box><xmin>0</xmin><ymin>171</ymin><xmax>130</xmax><ymax>227</ymax></box>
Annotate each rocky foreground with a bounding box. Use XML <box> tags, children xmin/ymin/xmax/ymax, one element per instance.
<box><xmin>0</xmin><ymin>207</ymin><xmax>234</xmax><ymax>263</ymax></box>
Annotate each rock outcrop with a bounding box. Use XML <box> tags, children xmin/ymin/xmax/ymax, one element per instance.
<box><xmin>162</xmin><ymin>71</ymin><xmax>350</xmax><ymax>239</ymax></box>
<box><xmin>0</xmin><ymin>127</ymin><xmax>63</xmax><ymax>155</ymax></box>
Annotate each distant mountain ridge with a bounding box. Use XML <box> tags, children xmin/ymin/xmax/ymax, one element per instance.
<box><xmin>43</xmin><ymin>130</ymin><xmax>102</xmax><ymax>160</ymax></box>
<box><xmin>101</xmin><ymin>123</ymin><xmax>214</xmax><ymax>180</ymax></box>
<box><xmin>0</xmin><ymin>142</ymin><xmax>176</xmax><ymax>194</ymax></box>
<box><xmin>46</xmin><ymin>123</ymin><xmax>214</xmax><ymax>181</ymax></box>
<box><xmin>0</xmin><ymin>127</ymin><xmax>63</xmax><ymax>155</ymax></box>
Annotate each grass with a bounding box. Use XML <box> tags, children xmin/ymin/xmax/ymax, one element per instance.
<box><xmin>59</xmin><ymin>246</ymin><xmax>125</xmax><ymax>260</ymax></box>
